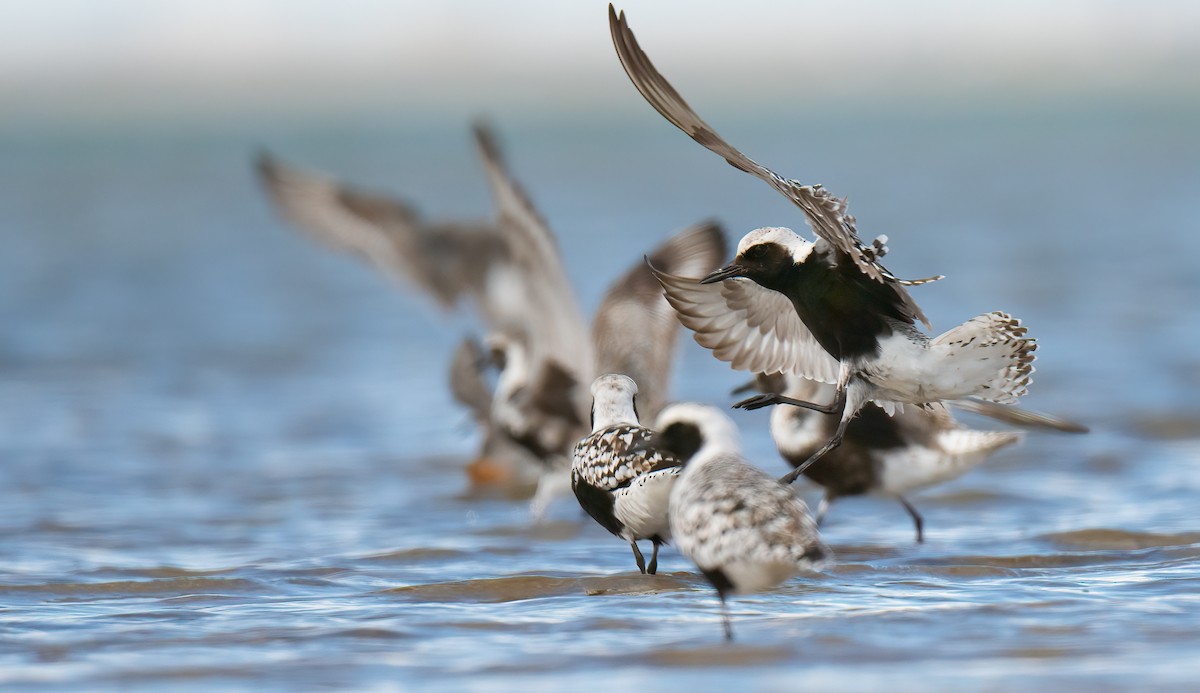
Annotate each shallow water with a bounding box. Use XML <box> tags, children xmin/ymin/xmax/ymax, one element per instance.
<box><xmin>2</xmin><ymin>101</ymin><xmax>1199</xmax><ymax>691</ymax></box>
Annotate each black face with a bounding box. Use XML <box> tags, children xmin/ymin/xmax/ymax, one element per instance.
<box><xmin>734</xmin><ymin>242</ymin><xmax>796</xmax><ymax>289</ymax></box>
<box><xmin>656</xmin><ymin>421</ymin><xmax>704</xmax><ymax>464</ymax></box>
<box><xmin>700</xmin><ymin>242</ymin><xmax>795</xmax><ymax>288</ymax></box>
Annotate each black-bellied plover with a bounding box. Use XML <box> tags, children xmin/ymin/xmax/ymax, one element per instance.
<box><xmin>258</xmin><ymin>122</ymin><xmax>726</xmax><ymax>512</ymax></box>
<box><xmin>748</xmin><ymin>373</ymin><xmax>1021</xmax><ymax>542</ymax></box>
<box><xmin>258</xmin><ymin>124</ymin><xmax>592</xmax><ymax>483</ymax></box>
<box><xmin>571</xmin><ymin>374</ymin><xmax>682</xmax><ymax>574</ymax></box>
<box><xmin>612</xmin><ymin>7</ymin><xmax>1040</xmax><ymax>481</ymax></box>
<box><xmin>649</xmin><ymin>403</ymin><xmax>829</xmax><ymax>640</ymax></box>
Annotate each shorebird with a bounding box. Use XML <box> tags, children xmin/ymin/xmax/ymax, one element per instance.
<box><xmin>612</xmin><ymin>7</ymin><xmax>1039</xmax><ymax>481</ymax></box>
<box><xmin>447</xmin><ymin>336</ymin><xmax>542</xmax><ymax>489</ymax></box>
<box><xmin>746</xmin><ymin>373</ymin><xmax>1022</xmax><ymax>542</ymax></box>
<box><xmin>257</xmin><ymin>127</ymin><xmax>726</xmax><ymax>507</ymax></box>
<box><xmin>571</xmin><ymin>374</ymin><xmax>682</xmax><ymax>574</ymax></box>
<box><xmin>648</xmin><ymin>403</ymin><xmax>829</xmax><ymax>640</ymax></box>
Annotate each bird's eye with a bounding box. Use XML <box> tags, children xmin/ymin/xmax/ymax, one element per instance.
<box><xmin>743</xmin><ymin>245</ymin><xmax>767</xmax><ymax>261</ymax></box>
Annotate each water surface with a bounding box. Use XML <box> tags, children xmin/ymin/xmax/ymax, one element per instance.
<box><xmin>1</xmin><ymin>103</ymin><xmax>1199</xmax><ymax>690</ymax></box>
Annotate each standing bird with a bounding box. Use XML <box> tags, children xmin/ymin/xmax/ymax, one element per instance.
<box><xmin>611</xmin><ymin>7</ymin><xmax>1039</xmax><ymax>481</ymax></box>
<box><xmin>257</xmin><ymin>125</ymin><xmax>727</xmax><ymax>509</ymax></box>
<box><xmin>751</xmin><ymin>373</ymin><xmax>1022</xmax><ymax>543</ymax></box>
<box><xmin>650</xmin><ymin>403</ymin><xmax>829</xmax><ymax>641</ymax></box>
<box><xmin>571</xmin><ymin>374</ymin><xmax>682</xmax><ymax>574</ymax></box>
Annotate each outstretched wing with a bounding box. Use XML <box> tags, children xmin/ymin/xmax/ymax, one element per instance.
<box><xmin>473</xmin><ymin>124</ymin><xmax>592</xmax><ymax>376</ymax></box>
<box><xmin>609</xmin><ymin>6</ymin><xmax>939</xmax><ymax>329</ymax></box>
<box><xmin>593</xmin><ymin>221</ymin><xmax>727</xmax><ymax>421</ymax></box>
<box><xmin>256</xmin><ymin>152</ymin><xmax>504</xmax><ymax>311</ymax></box>
<box><xmin>651</xmin><ymin>265</ymin><xmax>840</xmax><ymax>384</ymax></box>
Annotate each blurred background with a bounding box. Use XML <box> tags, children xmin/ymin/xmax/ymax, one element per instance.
<box><xmin>2</xmin><ymin>1</ymin><xmax>1199</xmax><ymax>690</ymax></box>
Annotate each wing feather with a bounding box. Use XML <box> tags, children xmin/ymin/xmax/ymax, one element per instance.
<box><xmin>472</xmin><ymin>124</ymin><xmax>592</xmax><ymax>375</ymax></box>
<box><xmin>609</xmin><ymin>6</ymin><xmax>939</xmax><ymax>328</ymax></box>
<box><xmin>592</xmin><ymin>222</ymin><xmax>727</xmax><ymax>421</ymax></box>
<box><xmin>256</xmin><ymin>152</ymin><xmax>501</xmax><ymax>310</ymax></box>
<box><xmin>651</xmin><ymin>266</ymin><xmax>840</xmax><ymax>384</ymax></box>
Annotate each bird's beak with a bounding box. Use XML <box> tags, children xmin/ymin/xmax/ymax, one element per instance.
<box><xmin>730</xmin><ymin>378</ymin><xmax>761</xmax><ymax>396</ymax></box>
<box><xmin>700</xmin><ymin>264</ymin><xmax>745</xmax><ymax>284</ymax></box>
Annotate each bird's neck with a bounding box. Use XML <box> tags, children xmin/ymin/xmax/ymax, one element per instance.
<box><xmin>591</xmin><ymin>400</ymin><xmax>639</xmax><ymax>431</ymax></box>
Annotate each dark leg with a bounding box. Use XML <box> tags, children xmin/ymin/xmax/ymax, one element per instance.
<box><xmin>779</xmin><ymin>421</ymin><xmax>852</xmax><ymax>486</ymax></box>
<box><xmin>720</xmin><ymin>593</ymin><xmax>733</xmax><ymax>642</ymax></box>
<box><xmin>647</xmin><ymin>540</ymin><xmax>661</xmax><ymax>575</ymax></box>
<box><xmin>630</xmin><ymin>541</ymin><xmax>647</xmax><ymax>574</ymax></box>
<box><xmin>898</xmin><ymin>497</ymin><xmax>924</xmax><ymax>543</ymax></box>
<box><xmin>732</xmin><ymin>392</ymin><xmax>841</xmax><ymax>412</ymax></box>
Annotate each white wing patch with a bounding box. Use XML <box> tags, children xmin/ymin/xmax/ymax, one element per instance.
<box><xmin>652</xmin><ymin>268</ymin><xmax>840</xmax><ymax>384</ymax></box>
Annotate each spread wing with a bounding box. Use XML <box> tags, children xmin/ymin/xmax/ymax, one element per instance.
<box><xmin>609</xmin><ymin>6</ymin><xmax>939</xmax><ymax>329</ymax></box>
<box><xmin>651</xmin><ymin>266</ymin><xmax>840</xmax><ymax>384</ymax></box>
<box><xmin>592</xmin><ymin>221</ymin><xmax>727</xmax><ymax>421</ymax></box>
<box><xmin>256</xmin><ymin>151</ymin><xmax>504</xmax><ymax>311</ymax></box>
<box><xmin>473</xmin><ymin>124</ymin><xmax>592</xmax><ymax>376</ymax></box>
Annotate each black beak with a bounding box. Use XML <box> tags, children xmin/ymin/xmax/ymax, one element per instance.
<box><xmin>730</xmin><ymin>378</ymin><xmax>761</xmax><ymax>396</ymax></box>
<box><xmin>700</xmin><ymin>264</ymin><xmax>745</xmax><ymax>284</ymax></box>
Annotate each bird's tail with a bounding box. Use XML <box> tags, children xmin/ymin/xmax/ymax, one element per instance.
<box><xmin>931</xmin><ymin>312</ymin><xmax>1036</xmax><ymax>405</ymax></box>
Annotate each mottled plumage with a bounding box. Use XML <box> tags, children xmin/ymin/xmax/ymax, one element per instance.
<box><xmin>258</xmin><ymin>122</ymin><xmax>726</xmax><ymax>513</ymax></box>
<box><xmin>572</xmin><ymin>375</ymin><xmax>682</xmax><ymax>574</ymax></box>
<box><xmin>654</xmin><ymin>403</ymin><xmax>829</xmax><ymax>640</ymax></box>
<box><xmin>611</xmin><ymin>7</ymin><xmax>1043</xmax><ymax>478</ymax></box>
<box><xmin>755</xmin><ymin>373</ymin><xmax>1022</xmax><ymax>542</ymax></box>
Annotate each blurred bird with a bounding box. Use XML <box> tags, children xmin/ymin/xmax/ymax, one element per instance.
<box><xmin>571</xmin><ymin>374</ymin><xmax>683</xmax><ymax>574</ymax></box>
<box><xmin>612</xmin><ymin>6</ymin><xmax>1045</xmax><ymax>480</ymax></box>
<box><xmin>747</xmin><ymin>373</ymin><xmax>1021</xmax><ymax>542</ymax></box>
<box><xmin>447</xmin><ymin>336</ymin><xmax>542</xmax><ymax>491</ymax></box>
<box><xmin>649</xmin><ymin>403</ymin><xmax>829</xmax><ymax>641</ymax></box>
<box><xmin>257</xmin><ymin>125</ymin><xmax>726</xmax><ymax>508</ymax></box>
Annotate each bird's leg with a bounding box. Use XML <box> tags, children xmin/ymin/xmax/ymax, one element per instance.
<box><xmin>779</xmin><ymin>372</ymin><xmax>866</xmax><ymax>485</ymax></box>
<box><xmin>779</xmin><ymin>395</ymin><xmax>855</xmax><ymax>485</ymax></box>
<box><xmin>630</xmin><ymin>541</ymin><xmax>648</xmax><ymax>574</ymax></box>
<box><xmin>720</xmin><ymin>593</ymin><xmax>733</xmax><ymax>642</ymax></box>
<box><xmin>815</xmin><ymin>494</ymin><xmax>832</xmax><ymax>526</ymax></box>
<box><xmin>898</xmin><ymin>497</ymin><xmax>925</xmax><ymax>543</ymax></box>
<box><xmin>731</xmin><ymin>392</ymin><xmax>841</xmax><ymax>412</ymax></box>
<box><xmin>648</xmin><ymin>540</ymin><xmax>661</xmax><ymax>575</ymax></box>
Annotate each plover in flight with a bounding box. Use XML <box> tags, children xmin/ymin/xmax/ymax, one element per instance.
<box><xmin>648</xmin><ymin>403</ymin><xmax>829</xmax><ymax>640</ymax></box>
<box><xmin>258</xmin><ymin>127</ymin><xmax>726</xmax><ymax>509</ymax></box>
<box><xmin>571</xmin><ymin>374</ymin><xmax>682</xmax><ymax>574</ymax></box>
<box><xmin>747</xmin><ymin>373</ymin><xmax>1022</xmax><ymax>543</ymax></box>
<box><xmin>612</xmin><ymin>7</ymin><xmax>1039</xmax><ymax>481</ymax></box>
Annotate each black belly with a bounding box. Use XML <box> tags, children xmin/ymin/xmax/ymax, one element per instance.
<box><xmin>777</xmin><ymin>259</ymin><xmax>914</xmax><ymax>361</ymax></box>
<box><xmin>792</xmin><ymin>405</ymin><xmax>905</xmax><ymax>497</ymax></box>
<box><xmin>572</xmin><ymin>476</ymin><xmax>624</xmax><ymax>537</ymax></box>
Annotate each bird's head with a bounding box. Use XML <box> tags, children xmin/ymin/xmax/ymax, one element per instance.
<box><xmin>645</xmin><ymin>402</ymin><xmax>741</xmax><ymax>466</ymax></box>
<box><xmin>589</xmin><ymin>373</ymin><xmax>640</xmax><ymax>430</ymax></box>
<box><xmin>701</xmin><ymin>227</ymin><xmax>813</xmax><ymax>286</ymax></box>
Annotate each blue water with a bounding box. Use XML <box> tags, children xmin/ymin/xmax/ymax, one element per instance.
<box><xmin>2</xmin><ymin>97</ymin><xmax>1199</xmax><ymax>691</ymax></box>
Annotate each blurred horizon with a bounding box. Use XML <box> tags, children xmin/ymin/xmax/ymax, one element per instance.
<box><xmin>4</xmin><ymin>0</ymin><xmax>1200</xmax><ymax>125</ymax></box>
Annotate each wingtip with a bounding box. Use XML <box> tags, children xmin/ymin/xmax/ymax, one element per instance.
<box><xmin>254</xmin><ymin>149</ymin><xmax>279</xmax><ymax>179</ymax></box>
<box><xmin>472</xmin><ymin>120</ymin><xmax>502</xmax><ymax>163</ymax></box>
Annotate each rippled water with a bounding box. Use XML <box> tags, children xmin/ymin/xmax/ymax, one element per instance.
<box><xmin>2</xmin><ymin>100</ymin><xmax>1200</xmax><ymax>690</ymax></box>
